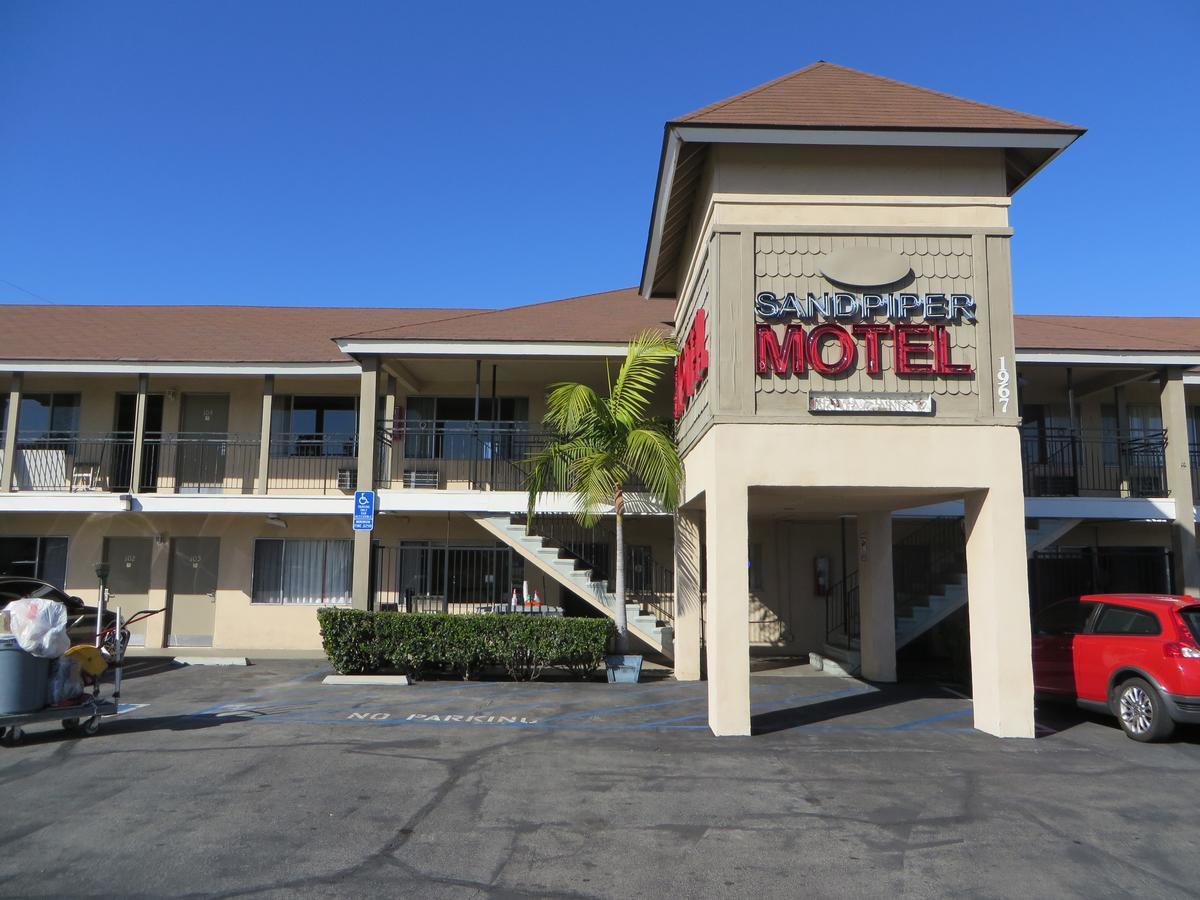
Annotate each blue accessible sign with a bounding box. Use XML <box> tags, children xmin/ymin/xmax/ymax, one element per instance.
<box><xmin>352</xmin><ymin>490</ymin><xmax>376</xmax><ymax>531</ymax></box>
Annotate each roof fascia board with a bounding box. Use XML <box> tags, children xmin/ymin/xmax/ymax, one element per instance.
<box><xmin>641</xmin><ymin>122</ymin><xmax>1079</xmax><ymax>298</ymax></box>
<box><xmin>1016</xmin><ymin>350</ymin><xmax>1200</xmax><ymax>366</ymax></box>
<box><xmin>0</xmin><ymin>360</ymin><xmax>360</xmax><ymax>375</ymax></box>
<box><xmin>674</xmin><ymin>125</ymin><xmax>1077</xmax><ymax>151</ymax></box>
<box><xmin>639</xmin><ymin>130</ymin><xmax>682</xmax><ymax>298</ymax></box>
<box><xmin>336</xmin><ymin>339</ymin><xmax>630</xmax><ymax>358</ymax></box>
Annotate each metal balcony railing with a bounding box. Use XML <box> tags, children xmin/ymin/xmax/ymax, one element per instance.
<box><xmin>375</xmin><ymin>422</ymin><xmax>551</xmax><ymax>491</ymax></box>
<box><xmin>6</xmin><ymin>433</ymin><xmax>136</xmax><ymax>492</ymax></box>
<box><xmin>4</xmin><ymin>431</ymin><xmax>359</xmax><ymax>495</ymax></box>
<box><xmin>1020</xmin><ymin>428</ymin><xmax>1168</xmax><ymax>498</ymax></box>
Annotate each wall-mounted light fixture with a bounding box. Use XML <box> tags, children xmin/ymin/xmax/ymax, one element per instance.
<box><xmin>266</xmin><ymin>515</ymin><xmax>287</xmax><ymax>529</ymax></box>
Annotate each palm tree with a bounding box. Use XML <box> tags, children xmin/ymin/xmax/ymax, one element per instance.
<box><xmin>525</xmin><ymin>331</ymin><xmax>682</xmax><ymax>653</ymax></box>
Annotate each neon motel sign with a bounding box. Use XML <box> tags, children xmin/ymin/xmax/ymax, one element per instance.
<box><xmin>674</xmin><ymin>309</ymin><xmax>709</xmax><ymax>418</ymax></box>
<box><xmin>754</xmin><ymin>291</ymin><xmax>976</xmax><ymax>378</ymax></box>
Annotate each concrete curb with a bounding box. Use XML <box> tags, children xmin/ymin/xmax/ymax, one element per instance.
<box><xmin>174</xmin><ymin>656</ymin><xmax>250</xmax><ymax>667</ymax></box>
<box><xmin>322</xmin><ymin>674</ymin><xmax>410</xmax><ymax>686</ymax></box>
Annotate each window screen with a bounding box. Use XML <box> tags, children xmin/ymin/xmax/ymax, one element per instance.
<box><xmin>271</xmin><ymin>396</ymin><xmax>357</xmax><ymax>457</ymax></box>
<box><xmin>252</xmin><ymin>539</ymin><xmax>352</xmax><ymax>604</ymax></box>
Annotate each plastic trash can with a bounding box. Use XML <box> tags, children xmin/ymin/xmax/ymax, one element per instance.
<box><xmin>0</xmin><ymin>635</ymin><xmax>50</xmax><ymax>714</ymax></box>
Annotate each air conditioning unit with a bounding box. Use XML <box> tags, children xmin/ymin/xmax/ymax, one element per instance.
<box><xmin>403</xmin><ymin>470</ymin><xmax>440</xmax><ymax>489</ymax></box>
<box><xmin>336</xmin><ymin>467</ymin><xmax>357</xmax><ymax>491</ymax></box>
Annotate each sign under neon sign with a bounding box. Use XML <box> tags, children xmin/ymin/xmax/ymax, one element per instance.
<box><xmin>754</xmin><ymin>291</ymin><xmax>975</xmax><ymax>378</ymax></box>
<box><xmin>674</xmin><ymin>309</ymin><xmax>709</xmax><ymax>418</ymax></box>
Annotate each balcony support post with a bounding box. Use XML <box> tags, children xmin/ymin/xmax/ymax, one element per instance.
<box><xmin>351</xmin><ymin>358</ymin><xmax>379</xmax><ymax>610</ymax></box>
<box><xmin>1114</xmin><ymin>385</ymin><xmax>1131</xmax><ymax>497</ymax></box>
<box><xmin>1</xmin><ymin>372</ymin><xmax>21</xmax><ymax>492</ymax></box>
<box><xmin>380</xmin><ymin>373</ymin><xmax>396</xmax><ymax>489</ymax></box>
<box><xmin>1159</xmin><ymin>368</ymin><xmax>1200</xmax><ymax>595</ymax></box>
<box><xmin>129</xmin><ymin>373</ymin><xmax>149</xmax><ymax>494</ymax></box>
<box><xmin>256</xmin><ymin>375</ymin><xmax>273</xmax><ymax>495</ymax></box>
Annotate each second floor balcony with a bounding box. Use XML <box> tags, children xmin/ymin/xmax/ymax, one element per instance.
<box><xmin>375</xmin><ymin>421</ymin><xmax>549</xmax><ymax>492</ymax></box>
<box><xmin>2</xmin><ymin>432</ymin><xmax>359</xmax><ymax>496</ymax></box>
<box><xmin>2</xmin><ymin>422</ymin><xmax>1190</xmax><ymax>503</ymax></box>
<box><xmin>1020</xmin><ymin>427</ymin><xmax>1168</xmax><ymax>499</ymax></box>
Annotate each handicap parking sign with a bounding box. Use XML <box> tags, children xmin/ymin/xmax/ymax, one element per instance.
<box><xmin>352</xmin><ymin>490</ymin><xmax>375</xmax><ymax>531</ymax></box>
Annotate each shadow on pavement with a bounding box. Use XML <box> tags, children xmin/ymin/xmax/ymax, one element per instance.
<box><xmin>751</xmin><ymin>681</ymin><xmax>954</xmax><ymax>735</ymax></box>
<box><xmin>5</xmin><ymin>712</ymin><xmax>253</xmax><ymax>748</ymax></box>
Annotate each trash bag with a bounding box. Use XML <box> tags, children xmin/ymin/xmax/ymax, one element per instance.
<box><xmin>6</xmin><ymin>597</ymin><xmax>70</xmax><ymax>658</ymax></box>
<box><xmin>47</xmin><ymin>656</ymin><xmax>83</xmax><ymax>706</ymax></box>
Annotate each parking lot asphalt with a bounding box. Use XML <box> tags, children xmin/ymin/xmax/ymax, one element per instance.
<box><xmin>1</xmin><ymin>658</ymin><xmax>1198</xmax><ymax>899</ymax></box>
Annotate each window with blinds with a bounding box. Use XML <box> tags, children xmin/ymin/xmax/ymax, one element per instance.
<box><xmin>251</xmin><ymin>539</ymin><xmax>352</xmax><ymax>604</ymax></box>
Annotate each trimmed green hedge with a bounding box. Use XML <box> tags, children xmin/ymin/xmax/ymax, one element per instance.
<box><xmin>317</xmin><ymin>609</ymin><xmax>614</xmax><ymax>681</ymax></box>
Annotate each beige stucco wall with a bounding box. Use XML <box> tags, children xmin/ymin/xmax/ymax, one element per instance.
<box><xmin>683</xmin><ymin>422</ymin><xmax>1034</xmax><ymax>737</ymax></box>
<box><xmin>746</xmin><ymin>517</ymin><xmax>846</xmax><ymax>652</ymax></box>
<box><xmin>0</xmin><ymin>508</ymin><xmax>670</xmax><ymax>651</ymax></box>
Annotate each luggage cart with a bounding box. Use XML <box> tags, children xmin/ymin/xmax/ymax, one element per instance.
<box><xmin>0</xmin><ymin>694</ymin><xmax>117</xmax><ymax>745</ymax></box>
<box><xmin>0</xmin><ymin>583</ymin><xmax>155</xmax><ymax>746</ymax></box>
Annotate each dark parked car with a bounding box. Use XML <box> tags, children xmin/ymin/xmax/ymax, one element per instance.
<box><xmin>1032</xmin><ymin>593</ymin><xmax>1200</xmax><ymax>741</ymax></box>
<box><xmin>0</xmin><ymin>577</ymin><xmax>120</xmax><ymax>649</ymax></box>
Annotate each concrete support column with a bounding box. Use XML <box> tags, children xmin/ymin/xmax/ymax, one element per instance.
<box><xmin>704</xmin><ymin>478</ymin><xmax>750</xmax><ymax>736</ymax></box>
<box><xmin>145</xmin><ymin>538</ymin><xmax>170</xmax><ymax>649</ymax></box>
<box><xmin>129</xmin><ymin>373</ymin><xmax>149</xmax><ymax>493</ymax></box>
<box><xmin>351</xmin><ymin>359</ymin><xmax>379</xmax><ymax>610</ymax></box>
<box><xmin>672</xmin><ymin>508</ymin><xmax>703</xmax><ymax>681</ymax></box>
<box><xmin>1160</xmin><ymin>369</ymin><xmax>1200</xmax><ymax>595</ymax></box>
<box><xmin>256</xmin><ymin>375</ymin><xmax>274</xmax><ymax>495</ymax></box>
<box><xmin>1</xmin><ymin>373</ymin><xmax>21</xmax><ymax>492</ymax></box>
<box><xmin>857</xmin><ymin>510</ymin><xmax>896</xmax><ymax>683</ymax></box>
<box><xmin>964</xmin><ymin>444</ymin><xmax>1036</xmax><ymax>738</ymax></box>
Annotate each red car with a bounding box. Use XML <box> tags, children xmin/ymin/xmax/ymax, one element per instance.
<box><xmin>1032</xmin><ymin>593</ymin><xmax>1200</xmax><ymax>741</ymax></box>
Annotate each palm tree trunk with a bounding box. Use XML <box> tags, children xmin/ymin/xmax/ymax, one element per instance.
<box><xmin>614</xmin><ymin>485</ymin><xmax>628</xmax><ymax>654</ymax></box>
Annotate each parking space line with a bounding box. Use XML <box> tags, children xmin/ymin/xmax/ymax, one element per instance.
<box><xmin>890</xmin><ymin>708</ymin><xmax>973</xmax><ymax>730</ymax></box>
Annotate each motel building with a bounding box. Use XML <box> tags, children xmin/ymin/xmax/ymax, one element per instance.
<box><xmin>3</xmin><ymin>63</ymin><xmax>1199</xmax><ymax>737</ymax></box>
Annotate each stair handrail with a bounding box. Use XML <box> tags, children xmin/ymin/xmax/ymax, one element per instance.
<box><xmin>516</xmin><ymin>513</ymin><xmax>675</xmax><ymax>626</ymax></box>
<box><xmin>824</xmin><ymin>569</ymin><xmax>859</xmax><ymax>649</ymax></box>
<box><xmin>893</xmin><ymin>516</ymin><xmax>965</xmax><ymax>604</ymax></box>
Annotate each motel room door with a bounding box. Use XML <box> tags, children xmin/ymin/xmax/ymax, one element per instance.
<box><xmin>178</xmin><ymin>394</ymin><xmax>230</xmax><ymax>493</ymax></box>
<box><xmin>167</xmin><ymin>537</ymin><xmax>220</xmax><ymax>647</ymax></box>
<box><xmin>103</xmin><ymin>537</ymin><xmax>154</xmax><ymax>647</ymax></box>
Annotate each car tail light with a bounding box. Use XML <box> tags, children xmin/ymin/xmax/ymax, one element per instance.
<box><xmin>1163</xmin><ymin>642</ymin><xmax>1200</xmax><ymax>659</ymax></box>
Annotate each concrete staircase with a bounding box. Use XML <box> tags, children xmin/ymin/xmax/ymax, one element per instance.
<box><xmin>818</xmin><ymin>568</ymin><xmax>968</xmax><ymax>676</ymax></box>
<box><xmin>470</xmin><ymin>513</ymin><xmax>673</xmax><ymax>657</ymax></box>
<box><xmin>1026</xmin><ymin>518</ymin><xmax>1082</xmax><ymax>557</ymax></box>
<box><xmin>894</xmin><ymin>573</ymin><xmax>967</xmax><ymax>650</ymax></box>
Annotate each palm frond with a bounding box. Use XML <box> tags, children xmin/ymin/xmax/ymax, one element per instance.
<box><xmin>543</xmin><ymin>382</ymin><xmax>606</xmax><ymax>435</ymax></box>
<box><xmin>622</xmin><ymin>425</ymin><xmax>682</xmax><ymax>511</ymax></box>
<box><xmin>524</xmin><ymin>438</ymin><xmax>588</xmax><ymax>520</ymax></box>
<box><xmin>567</xmin><ymin>448</ymin><xmax>624</xmax><ymax>526</ymax></box>
<box><xmin>525</xmin><ymin>331</ymin><xmax>682</xmax><ymax>528</ymax></box>
<box><xmin>609</xmin><ymin>331</ymin><xmax>677</xmax><ymax>428</ymax></box>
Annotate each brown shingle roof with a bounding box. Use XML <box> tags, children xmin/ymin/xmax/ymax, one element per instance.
<box><xmin>338</xmin><ymin>288</ymin><xmax>675</xmax><ymax>344</ymax></box>
<box><xmin>0</xmin><ymin>305</ymin><xmax>476</xmax><ymax>363</ymax></box>
<box><xmin>1014</xmin><ymin>316</ymin><xmax>1200</xmax><ymax>352</ymax></box>
<box><xmin>1</xmin><ymin>302</ymin><xmax>1197</xmax><ymax>365</ymax></box>
<box><xmin>675</xmin><ymin>61</ymin><xmax>1083</xmax><ymax>132</ymax></box>
<box><xmin>0</xmin><ymin>290</ymin><xmax>676</xmax><ymax>363</ymax></box>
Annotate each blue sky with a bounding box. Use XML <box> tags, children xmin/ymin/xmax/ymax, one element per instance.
<box><xmin>1</xmin><ymin>1</ymin><xmax>1195</xmax><ymax>314</ymax></box>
